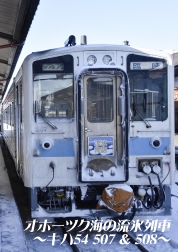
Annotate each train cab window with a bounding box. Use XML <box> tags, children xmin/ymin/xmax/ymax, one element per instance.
<box><xmin>87</xmin><ymin>77</ymin><xmax>113</xmax><ymax>122</ymax></box>
<box><xmin>33</xmin><ymin>55</ymin><xmax>74</xmax><ymax>118</ymax></box>
<box><xmin>127</xmin><ymin>54</ymin><xmax>168</xmax><ymax>121</ymax></box>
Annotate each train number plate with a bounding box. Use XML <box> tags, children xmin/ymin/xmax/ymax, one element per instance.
<box><xmin>88</xmin><ymin>136</ymin><xmax>114</xmax><ymax>156</ymax></box>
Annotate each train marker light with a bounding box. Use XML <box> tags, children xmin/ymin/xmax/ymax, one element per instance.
<box><xmin>87</xmin><ymin>55</ymin><xmax>97</xmax><ymax>66</ymax></box>
<box><xmin>102</xmin><ymin>55</ymin><xmax>112</xmax><ymax>65</ymax></box>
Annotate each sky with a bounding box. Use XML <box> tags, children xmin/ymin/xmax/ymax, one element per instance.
<box><xmin>13</xmin><ymin>0</ymin><xmax>178</xmax><ymax>75</ymax></box>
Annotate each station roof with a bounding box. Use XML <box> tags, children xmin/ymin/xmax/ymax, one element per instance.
<box><xmin>0</xmin><ymin>0</ymin><xmax>40</xmax><ymax>101</ymax></box>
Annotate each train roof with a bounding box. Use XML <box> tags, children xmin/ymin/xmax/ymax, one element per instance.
<box><xmin>24</xmin><ymin>44</ymin><xmax>172</xmax><ymax>62</ymax></box>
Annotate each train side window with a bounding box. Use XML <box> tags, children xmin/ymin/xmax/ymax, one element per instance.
<box><xmin>7</xmin><ymin>106</ymin><xmax>10</xmax><ymax>125</ymax></box>
<box><xmin>9</xmin><ymin>106</ymin><xmax>11</xmax><ymax>125</ymax></box>
<box><xmin>11</xmin><ymin>103</ymin><xmax>14</xmax><ymax>126</ymax></box>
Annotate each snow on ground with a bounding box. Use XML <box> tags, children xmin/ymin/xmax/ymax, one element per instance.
<box><xmin>156</xmin><ymin>171</ymin><xmax>178</xmax><ymax>249</ymax></box>
<box><xmin>0</xmin><ymin>148</ymin><xmax>28</xmax><ymax>252</ymax></box>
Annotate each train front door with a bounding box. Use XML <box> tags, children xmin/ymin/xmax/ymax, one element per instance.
<box><xmin>79</xmin><ymin>74</ymin><xmax>125</xmax><ymax>182</ymax></box>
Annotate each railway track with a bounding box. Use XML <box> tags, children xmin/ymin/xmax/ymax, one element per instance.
<box><xmin>58</xmin><ymin>218</ymin><xmax>150</xmax><ymax>252</ymax></box>
<box><xmin>119</xmin><ymin>230</ymin><xmax>149</xmax><ymax>252</ymax></box>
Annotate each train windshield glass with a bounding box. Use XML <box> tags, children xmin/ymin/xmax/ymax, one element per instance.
<box><xmin>127</xmin><ymin>54</ymin><xmax>168</xmax><ymax>121</ymax></box>
<box><xmin>33</xmin><ymin>55</ymin><xmax>74</xmax><ymax>118</ymax></box>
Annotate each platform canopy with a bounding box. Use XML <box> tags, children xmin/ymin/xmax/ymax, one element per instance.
<box><xmin>0</xmin><ymin>0</ymin><xmax>40</xmax><ymax>101</ymax></box>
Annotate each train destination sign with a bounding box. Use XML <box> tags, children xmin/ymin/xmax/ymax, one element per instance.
<box><xmin>42</xmin><ymin>63</ymin><xmax>64</xmax><ymax>71</ymax></box>
<box><xmin>130</xmin><ymin>62</ymin><xmax>164</xmax><ymax>70</ymax></box>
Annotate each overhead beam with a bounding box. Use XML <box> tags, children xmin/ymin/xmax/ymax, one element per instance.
<box><xmin>0</xmin><ymin>32</ymin><xmax>13</xmax><ymax>41</ymax></box>
<box><xmin>0</xmin><ymin>59</ymin><xmax>9</xmax><ymax>65</ymax></box>
<box><xmin>0</xmin><ymin>42</ymin><xmax>23</xmax><ymax>49</ymax></box>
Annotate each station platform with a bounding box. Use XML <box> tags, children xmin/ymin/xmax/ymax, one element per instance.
<box><xmin>0</xmin><ymin>145</ymin><xmax>27</xmax><ymax>251</ymax></box>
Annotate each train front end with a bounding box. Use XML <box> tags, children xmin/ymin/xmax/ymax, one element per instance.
<box><xmin>21</xmin><ymin>42</ymin><xmax>174</xmax><ymax>219</ymax></box>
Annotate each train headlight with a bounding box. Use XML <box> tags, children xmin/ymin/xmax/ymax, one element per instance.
<box><xmin>102</xmin><ymin>55</ymin><xmax>112</xmax><ymax>65</ymax></box>
<box><xmin>147</xmin><ymin>188</ymin><xmax>154</xmax><ymax>197</ymax></box>
<box><xmin>152</xmin><ymin>164</ymin><xmax>161</xmax><ymax>174</ymax></box>
<box><xmin>150</xmin><ymin>137</ymin><xmax>162</xmax><ymax>148</ymax></box>
<box><xmin>142</xmin><ymin>165</ymin><xmax>151</xmax><ymax>174</ymax></box>
<box><xmin>87</xmin><ymin>55</ymin><xmax>97</xmax><ymax>66</ymax></box>
<box><xmin>138</xmin><ymin>188</ymin><xmax>146</xmax><ymax>197</ymax></box>
<box><xmin>41</xmin><ymin>140</ymin><xmax>53</xmax><ymax>150</ymax></box>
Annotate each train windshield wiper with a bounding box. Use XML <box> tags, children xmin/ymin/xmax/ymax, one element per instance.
<box><xmin>134</xmin><ymin>106</ymin><xmax>151</xmax><ymax>128</ymax></box>
<box><xmin>37</xmin><ymin>112</ymin><xmax>58</xmax><ymax>129</ymax></box>
<box><xmin>130</xmin><ymin>89</ymin><xmax>153</xmax><ymax>128</ymax></box>
<box><xmin>35</xmin><ymin>101</ymin><xmax>58</xmax><ymax>130</ymax></box>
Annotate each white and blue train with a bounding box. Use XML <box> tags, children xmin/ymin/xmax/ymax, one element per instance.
<box><xmin>1</xmin><ymin>36</ymin><xmax>175</xmax><ymax>219</ymax></box>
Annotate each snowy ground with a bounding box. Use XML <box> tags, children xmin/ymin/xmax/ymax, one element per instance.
<box><xmin>0</xmin><ymin>148</ymin><xmax>28</xmax><ymax>252</ymax></box>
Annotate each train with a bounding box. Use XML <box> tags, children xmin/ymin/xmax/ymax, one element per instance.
<box><xmin>1</xmin><ymin>35</ymin><xmax>175</xmax><ymax>219</ymax></box>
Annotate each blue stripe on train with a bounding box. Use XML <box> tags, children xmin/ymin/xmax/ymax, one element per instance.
<box><xmin>129</xmin><ymin>137</ymin><xmax>170</xmax><ymax>156</ymax></box>
<box><xmin>36</xmin><ymin>139</ymin><xmax>75</xmax><ymax>157</ymax></box>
